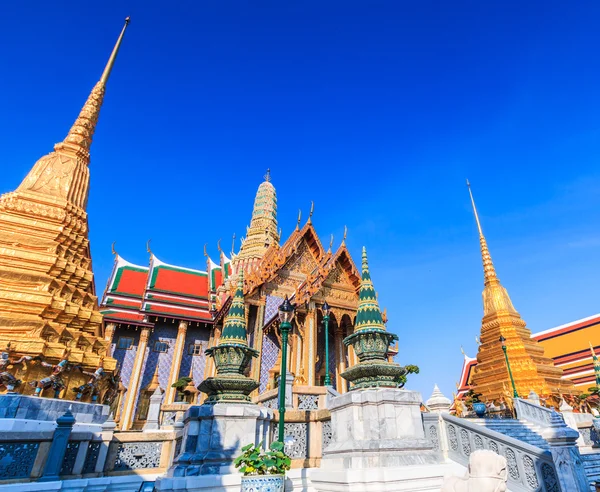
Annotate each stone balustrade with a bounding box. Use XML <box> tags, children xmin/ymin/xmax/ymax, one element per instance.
<box><xmin>513</xmin><ymin>397</ymin><xmax>554</xmax><ymax>427</ymax></box>
<box><xmin>0</xmin><ymin>417</ymin><xmax>180</xmax><ymax>485</ymax></box>
<box><xmin>424</xmin><ymin>413</ymin><xmax>562</xmax><ymax>492</ymax></box>
<box><xmin>254</xmin><ymin>384</ymin><xmax>329</xmax><ymax>411</ymax></box>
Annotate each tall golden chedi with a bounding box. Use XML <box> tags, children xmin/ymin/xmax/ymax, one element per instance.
<box><xmin>467</xmin><ymin>182</ymin><xmax>576</xmax><ymax>400</ymax></box>
<box><xmin>0</xmin><ymin>19</ymin><xmax>130</xmax><ymax>383</ymax></box>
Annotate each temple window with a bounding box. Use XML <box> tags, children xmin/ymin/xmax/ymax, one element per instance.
<box><xmin>117</xmin><ymin>337</ymin><xmax>134</xmax><ymax>350</ymax></box>
<box><xmin>153</xmin><ymin>341</ymin><xmax>169</xmax><ymax>353</ymax></box>
<box><xmin>188</xmin><ymin>343</ymin><xmax>204</xmax><ymax>355</ymax></box>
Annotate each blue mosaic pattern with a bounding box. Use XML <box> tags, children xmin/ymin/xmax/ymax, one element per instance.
<box><xmin>328</xmin><ymin>328</ymin><xmax>337</xmax><ymax>390</ymax></box>
<box><xmin>180</xmin><ymin>327</ymin><xmax>211</xmax><ymax>384</ymax></box>
<box><xmin>264</xmin><ymin>295</ymin><xmax>284</xmax><ymax>327</ymax></box>
<box><xmin>259</xmin><ymin>331</ymin><xmax>280</xmax><ymax>393</ymax></box>
<box><xmin>133</xmin><ymin>324</ymin><xmax>177</xmax><ymax>416</ymax></box>
<box><xmin>112</xmin><ymin>329</ymin><xmax>140</xmax><ymax>390</ymax></box>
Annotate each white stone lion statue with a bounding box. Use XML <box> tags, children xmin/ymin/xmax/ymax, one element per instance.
<box><xmin>441</xmin><ymin>450</ymin><xmax>508</xmax><ymax>492</ymax></box>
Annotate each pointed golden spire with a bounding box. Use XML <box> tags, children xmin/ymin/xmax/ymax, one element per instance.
<box><xmin>342</xmin><ymin>225</ymin><xmax>348</xmax><ymax>245</ymax></box>
<box><xmin>467</xmin><ymin>180</ymin><xmax>499</xmax><ymax>286</ymax></box>
<box><xmin>62</xmin><ymin>17</ymin><xmax>130</xmax><ymax>156</ymax></box>
<box><xmin>308</xmin><ymin>201</ymin><xmax>314</xmax><ymax>224</ymax></box>
<box><xmin>296</xmin><ymin>210</ymin><xmax>302</xmax><ymax>230</ymax></box>
<box><xmin>147</xmin><ymin>361</ymin><xmax>161</xmax><ymax>392</ymax></box>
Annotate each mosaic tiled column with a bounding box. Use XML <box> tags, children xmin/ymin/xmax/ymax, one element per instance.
<box><xmin>120</xmin><ymin>327</ymin><xmax>150</xmax><ymax>431</ymax></box>
<box><xmin>307</xmin><ymin>304</ymin><xmax>316</xmax><ymax>386</ymax></box>
<box><xmin>164</xmin><ymin>321</ymin><xmax>188</xmax><ymax>404</ymax></box>
<box><xmin>335</xmin><ymin>326</ymin><xmax>347</xmax><ymax>393</ymax></box>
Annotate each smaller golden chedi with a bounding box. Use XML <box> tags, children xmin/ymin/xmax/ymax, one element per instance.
<box><xmin>466</xmin><ymin>181</ymin><xmax>577</xmax><ymax>401</ymax></box>
<box><xmin>0</xmin><ymin>18</ymin><xmax>131</xmax><ymax>397</ymax></box>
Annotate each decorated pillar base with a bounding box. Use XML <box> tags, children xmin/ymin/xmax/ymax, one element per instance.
<box><xmin>156</xmin><ymin>403</ymin><xmax>273</xmax><ymax>487</ymax></box>
<box><xmin>311</xmin><ymin>388</ymin><xmax>456</xmax><ymax>492</ymax></box>
<box><xmin>198</xmin><ymin>375</ymin><xmax>259</xmax><ymax>404</ymax></box>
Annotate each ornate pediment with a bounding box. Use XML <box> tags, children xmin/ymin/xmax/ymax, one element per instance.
<box><xmin>283</xmin><ymin>239</ymin><xmax>318</xmax><ymax>277</ymax></box>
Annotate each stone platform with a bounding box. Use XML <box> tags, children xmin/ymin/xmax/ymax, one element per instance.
<box><xmin>0</xmin><ymin>394</ymin><xmax>109</xmax><ymax>424</ymax></box>
<box><xmin>311</xmin><ymin>388</ymin><xmax>457</xmax><ymax>491</ymax></box>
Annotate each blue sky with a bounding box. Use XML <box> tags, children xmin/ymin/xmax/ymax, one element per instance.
<box><xmin>2</xmin><ymin>2</ymin><xmax>600</xmax><ymax>400</ymax></box>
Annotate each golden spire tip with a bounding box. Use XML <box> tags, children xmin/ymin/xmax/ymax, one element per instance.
<box><xmin>466</xmin><ymin>180</ymin><xmax>483</xmax><ymax>237</ymax></box>
<box><xmin>100</xmin><ymin>16</ymin><xmax>131</xmax><ymax>85</ymax></box>
<box><xmin>146</xmin><ymin>239</ymin><xmax>152</xmax><ymax>255</ymax></box>
<box><xmin>111</xmin><ymin>241</ymin><xmax>117</xmax><ymax>256</ymax></box>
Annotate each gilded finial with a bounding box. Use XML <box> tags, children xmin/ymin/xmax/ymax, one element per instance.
<box><xmin>231</xmin><ymin>233</ymin><xmax>236</xmax><ymax>255</ymax></box>
<box><xmin>146</xmin><ymin>239</ymin><xmax>152</xmax><ymax>255</ymax></box>
<box><xmin>466</xmin><ymin>179</ymin><xmax>483</xmax><ymax>237</ymax></box>
<box><xmin>467</xmin><ymin>180</ymin><xmax>499</xmax><ymax>286</ymax></box>
<box><xmin>308</xmin><ymin>201</ymin><xmax>314</xmax><ymax>223</ymax></box>
<box><xmin>61</xmin><ymin>17</ymin><xmax>131</xmax><ymax>158</ymax></box>
<box><xmin>342</xmin><ymin>225</ymin><xmax>348</xmax><ymax>245</ymax></box>
<box><xmin>328</xmin><ymin>234</ymin><xmax>334</xmax><ymax>253</ymax></box>
<box><xmin>264</xmin><ymin>168</ymin><xmax>271</xmax><ymax>182</ymax></box>
<box><xmin>475</xmin><ymin>336</ymin><xmax>481</xmax><ymax>346</ymax></box>
<box><xmin>460</xmin><ymin>345</ymin><xmax>465</xmax><ymax>356</ymax></box>
<box><xmin>455</xmin><ymin>381</ymin><xmax>460</xmax><ymax>389</ymax></box>
<box><xmin>111</xmin><ymin>241</ymin><xmax>117</xmax><ymax>256</ymax></box>
<box><xmin>296</xmin><ymin>210</ymin><xmax>302</xmax><ymax>230</ymax></box>
<box><xmin>382</xmin><ymin>307</ymin><xmax>388</xmax><ymax>323</ymax></box>
<box><xmin>203</xmin><ymin>243</ymin><xmax>208</xmax><ymax>258</ymax></box>
<box><xmin>217</xmin><ymin>239</ymin><xmax>222</xmax><ymax>253</ymax></box>
<box><xmin>100</xmin><ymin>17</ymin><xmax>131</xmax><ymax>85</ymax></box>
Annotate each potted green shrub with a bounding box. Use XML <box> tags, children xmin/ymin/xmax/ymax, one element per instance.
<box><xmin>234</xmin><ymin>441</ymin><xmax>291</xmax><ymax>492</ymax></box>
<box><xmin>465</xmin><ymin>389</ymin><xmax>486</xmax><ymax>417</ymax></box>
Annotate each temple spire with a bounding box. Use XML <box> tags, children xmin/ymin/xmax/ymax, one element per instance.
<box><xmin>234</xmin><ymin>172</ymin><xmax>279</xmax><ymax>266</ymax></box>
<box><xmin>467</xmin><ymin>180</ymin><xmax>499</xmax><ymax>287</ymax></box>
<box><xmin>354</xmin><ymin>247</ymin><xmax>386</xmax><ymax>333</ymax></box>
<box><xmin>62</xmin><ymin>17</ymin><xmax>130</xmax><ymax>155</ymax></box>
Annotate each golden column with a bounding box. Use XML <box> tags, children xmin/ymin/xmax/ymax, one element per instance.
<box><xmin>120</xmin><ymin>328</ymin><xmax>150</xmax><ymax>431</ymax></box>
<box><xmin>307</xmin><ymin>303</ymin><xmax>316</xmax><ymax>386</ymax></box>
<box><xmin>164</xmin><ymin>321</ymin><xmax>188</xmax><ymax>404</ymax></box>
<box><xmin>335</xmin><ymin>326</ymin><xmax>347</xmax><ymax>393</ymax></box>
<box><xmin>105</xmin><ymin>323</ymin><xmax>116</xmax><ymax>345</ymax></box>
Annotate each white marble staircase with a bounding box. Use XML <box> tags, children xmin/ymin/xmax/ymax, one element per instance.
<box><xmin>472</xmin><ymin>417</ymin><xmax>600</xmax><ymax>490</ymax></box>
<box><xmin>471</xmin><ymin>418</ymin><xmax>550</xmax><ymax>450</ymax></box>
<box><xmin>582</xmin><ymin>450</ymin><xmax>600</xmax><ymax>491</ymax></box>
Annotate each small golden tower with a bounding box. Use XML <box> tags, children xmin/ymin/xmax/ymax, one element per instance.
<box><xmin>0</xmin><ymin>18</ymin><xmax>130</xmax><ymax>375</ymax></box>
<box><xmin>232</xmin><ymin>169</ymin><xmax>279</xmax><ymax>272</ymax></box>
<box><xmin>466</xmin><ymin>181</ymin><xmax>576</xmax><ymax>400</ymax></box>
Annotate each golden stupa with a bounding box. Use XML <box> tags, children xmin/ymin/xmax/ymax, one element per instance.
<box><xmin>467</xmin><ymin>182</ymin><xmax>577</xmax><ymax>401</ymax></box>
<box><xmin>0</xmin><ymin>19</ymin><xmax>130</xmax><ymax>381</ymax></box>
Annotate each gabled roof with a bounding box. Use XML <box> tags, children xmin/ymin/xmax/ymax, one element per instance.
<box><xmin>101</xmin><ymin>255</ymin><xmax>149</xmax><ymax>325</ymax></box>
<box><xmin>456</xmin><ymin>354</ymin><xmax>478</xmax><ymax>399</ymax></box>
<box><xmin>147</xmin><ymin>254</ymin><xmax>209</xmax><ymax>298</ymax></box>
<box><xmin>100</xmin><ymin>252</ymin><xmax>223</xmax><ymax>324</ymax></box>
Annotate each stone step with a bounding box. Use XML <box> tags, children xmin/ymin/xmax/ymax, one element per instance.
<box><xmin>471</xmin><ymin>418</ymin><xmax>551</xmax><ymax>450</ymax></box>
<box><xmin>582</xmin><ymin>454</ymin><xmax>600</xmax><ymax>491</ymax></box>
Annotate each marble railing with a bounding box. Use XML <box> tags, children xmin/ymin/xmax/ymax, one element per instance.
<box><xmin>254</xmin><ymin>385</ymin><xmax>330</xmax><ymax>411</ymax></box>
<box><xmin>514</xmin><ymin>398</ymin><xmax>553</xmax><ymax>427</ymax></box>
<box><xmin>0</xmin><ymin>422</ymin><xmax>179</xmax><ymax>484</ymax></box>
<box><xmin>425</xmin><ymin>413</ymin><xmax>561</xmax><ymax>492</ymax></box>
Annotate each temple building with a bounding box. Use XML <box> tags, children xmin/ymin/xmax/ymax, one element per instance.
<box><xmin>100</xmin><ymin>172</ymin><xmax>396</xmax><ymax>430</ymax></box>
<box><xmin>0</xmin><ymin>19</ymin><xmax>131</xmax><ymax>396</ymax></box>
<box><xmin>460</xmin><ymin>183</ymin><xmax>578</xmax><ymax>401</ymax></box>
